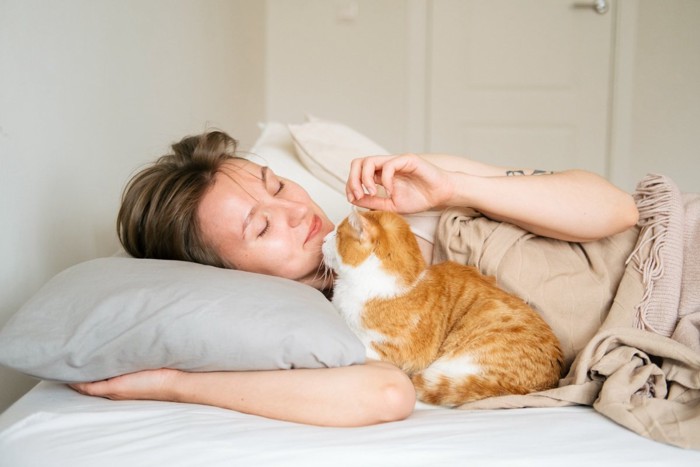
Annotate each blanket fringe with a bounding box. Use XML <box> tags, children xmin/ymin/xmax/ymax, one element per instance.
<box><xmin>626</xmin><ymin>174</ymin><xmax>683</xmax><ymax>336</ymax></box>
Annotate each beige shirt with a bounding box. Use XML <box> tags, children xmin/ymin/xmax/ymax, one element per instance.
<box><xmin>404</xmin><ymin>211</ymin><xmax>442</xmax><ymax>264</ymax></box>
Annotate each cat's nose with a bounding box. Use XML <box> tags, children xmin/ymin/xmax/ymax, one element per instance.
<box><xmin>321</xmin><ymin>230</ymin><xmax>333</xmax><ymax>246</ymax></box>
<box><xmin>322</xmin><ymin>230</ymin><xmax>335</xmax><ymax>246</ymax></box>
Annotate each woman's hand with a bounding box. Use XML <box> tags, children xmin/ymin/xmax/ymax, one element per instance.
<box><xmin>346</xmin><ymin>154</ymin><xmax>454</xmax><ymax>213</ymax></box>
<box><xmin>69</xmin><ymin>368</ymin><xmax>180</xmax><ymax>401</ymax></box>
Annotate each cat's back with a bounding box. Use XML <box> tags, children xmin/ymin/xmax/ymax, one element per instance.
<box><xmin>411</xmin><ymin>261</ymin><xmax>564</xmax><ymax>406</ymax></box>
<box><xmin>416</xmin><ymin>261</ymin><xmax>504</xmax><ymax>306</ymax></box>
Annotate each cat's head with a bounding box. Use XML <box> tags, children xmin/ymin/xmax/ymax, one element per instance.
<box><xmin>322</xmin><ymin>210</ymin><xmax>425</xmax><ymax>285</ymax></box>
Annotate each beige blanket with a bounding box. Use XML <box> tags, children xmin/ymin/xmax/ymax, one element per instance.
<box><xmin>433</xmin><ymin>174</ymin><xmax>700</xmax><ymax>450</ymax></box>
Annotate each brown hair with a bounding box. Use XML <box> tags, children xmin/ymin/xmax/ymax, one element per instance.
<box><xmin>117</xmin><ymin>131</ymin><xmax>241</xmax><ymax>268</ymax></box>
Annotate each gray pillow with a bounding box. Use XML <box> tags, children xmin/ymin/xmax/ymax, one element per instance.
<box><xmin>0</xmin><ymin>257</ymin><xmax>365</xmax><ymax>383</ymax></box>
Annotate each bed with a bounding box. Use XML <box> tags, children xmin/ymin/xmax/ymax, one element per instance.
<box><xmin>1</xmin><ymin>120</ymin><xmax>699</xmax><ymax>466</ymax></box>
<box><xmin>2</xmin><ymin>381</ymin><xmax>698</xmax><ymax>466</ymax></box>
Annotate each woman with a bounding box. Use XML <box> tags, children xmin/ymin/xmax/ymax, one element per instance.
<box><xmin>70</xmin><ymin>131</ymin><xmax>639</xmax><ymax>427</ymax></box>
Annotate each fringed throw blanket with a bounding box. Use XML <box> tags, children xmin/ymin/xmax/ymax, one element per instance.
<box><xmin>433</xmin><ymin>174</ymin><xmax>700</xmax><ymax>450</ymax></box>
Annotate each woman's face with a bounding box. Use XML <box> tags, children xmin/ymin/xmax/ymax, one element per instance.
<box><xmin>197</xmin><ymin>160</ymin><xmax>335</xmax><ymax>288</ymax></box>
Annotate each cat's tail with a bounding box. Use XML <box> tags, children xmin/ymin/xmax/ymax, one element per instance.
<box><xmin>412</xmin><ymin>373</ymin><xmax>512</xmax><ymax>407</ymax></box>
<box><xmin>410</xmin><ymin>360</ymin><xmax>559</xmax><ymax>408</ymax></box>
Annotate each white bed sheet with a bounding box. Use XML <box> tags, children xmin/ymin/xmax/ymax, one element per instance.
<box><xmin>1</xmin><ymin>382</ymin><xmax>699</xmax><ymax>467</ymax></box>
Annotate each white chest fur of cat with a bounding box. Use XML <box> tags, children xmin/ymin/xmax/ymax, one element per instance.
<box><xmin>323</xmin><ymin>234</ymin><xmax>408</xmax><ymax>361</ymax></box>
<box><xmin>322</xmin><ymin>210</ymin><xmax>563</xmax><ymax>407</ymax></box>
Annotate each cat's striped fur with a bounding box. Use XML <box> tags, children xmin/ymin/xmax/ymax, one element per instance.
<box><xmin>322</xmin><ymin>210</ymin><xmax>563</xmax><ymax>407</ymax></box>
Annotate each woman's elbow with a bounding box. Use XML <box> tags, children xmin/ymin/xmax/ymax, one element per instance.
<box><xmin>623</xmin><ymin>194</ymin><xmax>640</xmax><ymax>229</ymax></box>
<box><xmin>611</xmin><ymin>192</ymin><xmax>639</xmax><ymax>234</ymax></box>
<box><xmin>587</xmin><ymin>188</ymin><xmax>638</xmax><ymax>241</ymax></box>
<box><xmin>376</xmin><ymin>368</ymin><xmax>416</xmax><ymax>423</ymax></box>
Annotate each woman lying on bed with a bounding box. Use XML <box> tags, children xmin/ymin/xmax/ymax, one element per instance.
<box><xmin>70</xmin><ymin>130</ymin><xmax>638</xmax><ymax>427</ymax></box>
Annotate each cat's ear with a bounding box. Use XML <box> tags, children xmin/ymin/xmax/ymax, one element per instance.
<box><xmin>348</xmin><ymin>208</ymin><xmax>362</xmax><ymax>231</ymax></box>
<box><xmin>348</xmin><ymin>208</ymin><xmax>374</xmax><ymax>243</ymax></box>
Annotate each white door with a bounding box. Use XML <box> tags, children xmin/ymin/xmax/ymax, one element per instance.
<box><xmin>428</xmin><ymin>0</ymin><xmax>614</xmax><ymax>174</ymax></box>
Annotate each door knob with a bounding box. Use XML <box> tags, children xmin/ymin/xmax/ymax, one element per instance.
<box><xmin>573</xmin><ymin>0</ymin><xmax>609</xmax><ymax>15</ymax></box>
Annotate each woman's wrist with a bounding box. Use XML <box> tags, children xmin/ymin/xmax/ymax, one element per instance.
<box><xmin>440</xmin><ymin>171</ymin><xmax>480</xmax><ymax>209</ymax></box>
<box><xmin>160</xmin><ymin>369</ymin><xmax>189</xmax><ymax>403</ymax></box>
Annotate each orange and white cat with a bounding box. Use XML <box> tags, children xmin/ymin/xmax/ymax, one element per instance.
<box><xmin>322</xmin><ymin>210</ymin><xmax>563</xmax><ymax>407</ymax></box>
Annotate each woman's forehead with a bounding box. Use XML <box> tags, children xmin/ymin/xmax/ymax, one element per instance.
<box><xmin>220</xmin><ymin>159</ymin><xmax>263</xmax><ymax>180</ymax></box>
<box><xmin>212</xmin><ymin>161</ymin><xmax>268</xmax><ymax>206</ymax></box>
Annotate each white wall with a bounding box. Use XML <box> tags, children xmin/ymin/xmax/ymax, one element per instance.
<box><xmin>0</xmin><ymin>0</ymin><xmax>265</xmax><ymax>411</ymax></box>
<box><xmin>265</xmin><ymin>0</ymin><xmax>419</xmax><ymax>152</ymax></box>
<box><xmin>627</xmin><ymin>0</ymin><xmax>699</xmax><ymax>192</ymax></box>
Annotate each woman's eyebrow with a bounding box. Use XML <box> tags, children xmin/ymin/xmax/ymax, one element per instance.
<box><xmin>261</xmin><ymin>166</ymin><xmax>281</xmax><ymax>190</ymax></box>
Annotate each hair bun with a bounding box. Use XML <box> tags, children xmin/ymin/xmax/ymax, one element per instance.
<box><xmin>170</xmin><ymin>131</ymin><xmax>238</xmax><ymax>163</ymax></box>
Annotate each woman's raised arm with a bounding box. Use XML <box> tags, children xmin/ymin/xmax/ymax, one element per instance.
<box><xmin>346</xmin><ymin>153</ymin><xmax>638</xmax><ymax>242</ymax></box>
<box><xmin>70</xmin><ymin>360</ymin><xmax>415</xmax><ymax>427</ymax></box>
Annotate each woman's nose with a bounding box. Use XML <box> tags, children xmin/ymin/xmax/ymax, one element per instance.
<box><xmin>278</xmin><ymin>199</ymin><xmax>309</xmax><ymax>226</ymax></box>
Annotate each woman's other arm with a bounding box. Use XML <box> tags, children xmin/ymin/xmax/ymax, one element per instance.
<box><xmin>70</xmin><ymin>360</ymin><xmax>415</xmax><ymax>427</ymax></box>
<box><xmin>346</xmin><ymin>154</ymin><xmax>638</xmax><ymax>242</ymax></box>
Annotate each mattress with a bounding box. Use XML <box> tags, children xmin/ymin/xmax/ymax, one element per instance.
<box><xmin>1</xmin><ymin>381</ymin><xmax>699</xmax><ymax>466</ymax></box>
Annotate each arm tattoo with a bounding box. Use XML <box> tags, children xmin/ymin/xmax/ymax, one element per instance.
<box><xmin>506</xmin><ymin>169</ymin><xmax>554</xmax><ymax>177</ymax></box>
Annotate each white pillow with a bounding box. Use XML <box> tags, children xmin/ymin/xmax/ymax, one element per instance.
<box><xmin>287</xmin><ymin>117</ymin><xmax>390</xmax><ymax>195</ymax></box>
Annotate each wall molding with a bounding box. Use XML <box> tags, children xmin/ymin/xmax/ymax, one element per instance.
<box><xmin>608</xmin><ymin>0</ymin><xmax>639</xmax><ymax>191</ymax></box>
<box><xmin>406</xmin><ymin>0</ymin><xmax>429</xmax><ymax>152</ymax></box>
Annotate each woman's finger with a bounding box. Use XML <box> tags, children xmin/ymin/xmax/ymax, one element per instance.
<box><xmin>69</xmin><ymin>380</ymin><xmax>109</xmax><ymax>397</ymax></box>
<box><xmin>379</xmin><ymin>161</ymin><xmax>398</xmax><ymax>197</ymax></box>
<box><xmin>350</xmin><ymin>193</ymin><xmax>395</xmax><ymax>211</ymax></box>
<box><xmin>347</xmin><ymin>158</ymin><xmax>369</xmax><ymax>201</ymax></box>
<box><xmin>360</xmin><ymin>160</ymin><xmax>380</xmax><ymax>197</ymax></box>
<box><xmin>347</xmin><ymin>156</ymin><xmax>395</xmax><ymax>201</ymax></box>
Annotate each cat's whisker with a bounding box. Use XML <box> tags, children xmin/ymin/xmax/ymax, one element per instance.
<box><xmin>310</xmin><ymin>247</ymin><xmax>335</xmax><ymax>289</ymax></box>
<box><xmin>316</xmin><ymin>259</ymin><xmax>335</xmax><ymax>289</ymax></box>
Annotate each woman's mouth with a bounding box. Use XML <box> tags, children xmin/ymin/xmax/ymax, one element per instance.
<box><xmin>305</xmin><ymin>215</ymin><xmax>321</xmax><ymax>244</ymax></box>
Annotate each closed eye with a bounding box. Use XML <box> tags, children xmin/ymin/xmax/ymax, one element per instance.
<box><xmin>258</xmin><ymin>219</ymin><xmax>270</xmax><ymax>237</ymax></box>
